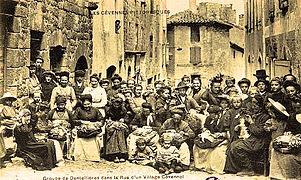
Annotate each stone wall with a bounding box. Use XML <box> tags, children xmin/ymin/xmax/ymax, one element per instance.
<box><xmin>168</xmin><ymin>24</ymin><xmax>231</xmax><ymax>86</ymax></box>
<box><xmin>1</xmin><ymin>0</ymin><xmax>92</xmax><ymax>94</ymax></box>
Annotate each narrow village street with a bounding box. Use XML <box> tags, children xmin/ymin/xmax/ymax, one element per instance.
<box><xmin>1</xmin><ymin>158</ymin><xmax>266</xmax><ymax>180</ymax></box>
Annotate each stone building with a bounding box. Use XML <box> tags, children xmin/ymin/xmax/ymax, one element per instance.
<box><xmin>166</xmin><ymin>2</ymin><xmax>244</xmax><ymax>85</ymax></box>
<box><xmin>0</xmin><ymin>0</ymin><xmax>93</xmax><ymax>95</ymax></box>
<box><xmin>92</xmin><ymin>0</ymin><xmax>168</xmax><ymax>84</ymax></box>
<box><xmin>245</xmin><ymin>0</ymin><xmax>301</xmax><ymax>81</ymax></box>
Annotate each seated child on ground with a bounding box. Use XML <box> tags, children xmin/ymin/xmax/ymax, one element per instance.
<box><xmin>129</xmin><ymin>138</ymin><xmax>155</xmax><ymax>166</ymax></box>
<box><xmin>155</xmin><ymin>134</ymin><xmax>183</xmax><ymax>175</ymax></box>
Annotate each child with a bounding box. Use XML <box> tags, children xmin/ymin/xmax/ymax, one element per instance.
<box><xmin>129</xmin><ymin>138</ymin><xmax>155</xmax><ymax>166</ymax></box>
<box><xmin>155</xmin><ymin>134</ymin><xmax>180</xmax><ymax>175</ymax></box>
<box><xmin>224</xmin><ymin>95</ymin><xmax>245</xmax><ymax>144</ymax></box>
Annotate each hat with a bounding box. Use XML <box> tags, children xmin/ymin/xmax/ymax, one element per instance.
<box><xmin>238</xmin><ymin>78</ymin><xmax>251</xmax><ymax>86</ymax></box>
<box><xmin>296</xmin><ymin>114</ymin><xmax>301</xmax><ymax>124</ymax></box>
<box><xmin>27</xmin><ymin>64</ymin><xmax>36</xmax><ymax>70</ymax></box>
<box><xmin>254</xmin><ymin>79</ymin><xmax>270</xmax><ymax>88</ymax></box>
<box><xmin>225</xmin><ymin>76</ymin><xmax>235</xmax><ymax>83</ymax></box>
<box><xmin>43</xmin><ymin>70</ymin><xmax>55</xmax><ymax>76</ymax></box>
<box><xmin>90</xmin><ymin>73</ymin><xmax>99</xmax><ymax>81</ymax></box>
<box><xmin>268</xmin><ymin>98</ymin><xmax>289</xmax><ymax>117</ymax></box>
<box><xmin>111</xmin><ymin>74</ymin><xmax>122</xmax><ymax>82</ymax></box>
<box><xmin>283</xmin><ymin>74</ymin><xmax>297</xmax><ymax>83</ymax></box>
<box><xmin>60</xmin><ymin>71</ymin><xmax>70</xmax><ymax>77</ymax></box>
<box><xmin>80</xmin><ymin>94</ymin><xmax>92</xmax><ymax>102</ymax></box>
<box><xmin>253</xmin><ymin>69</ymin><xmax>269</xmax><ymax>80</ymax></box>
<box><xmin>75</xmin><ymin>70</ymin><xmax>85</xmax><ymax>77</ymax></box>
<box><xmin>56</xmin><ymin>96</ymin><xmax>67</xmax><ymax>104</ymax></box>
<box><xmin>283</xmin><ymin>80</ymin><xmax>301</xmax><ymax>92</ymax></box>
<box><xmin>0</xmin><ymin>92</ymin><xmax>17</xmax><ymax>104</ymax></box>
<box><xmin>171</xmin><ymin>108</ymin><xmax>184</xmax><ymax>117</ymax></box>
<box><xmin>211</xmin><ymin>76</ymin><xmax>223</xmax><ymax>83</ymax></box>
<box><xmin>175</xmin><ymin>81</ymin><xmax>189</xmax><ymax>90</ymax></box>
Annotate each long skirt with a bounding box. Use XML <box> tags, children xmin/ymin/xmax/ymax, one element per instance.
<box><xmin>17</xmin><ymin>141</ymin><xmax>57</xmax><ymax>171</ymax></box>
<box><xmin>72</xmin><ymin>134</ymin><xmax>103</xmax><ymax>161</ymax></box>
<box><xmin>179</xmin><ymin>142</ymin><xmax>190</xmax><ymax>166</ymax></box>
<box><xmin>270</xmin><ymin>149</ymin><xmax>301</xmax><ymax>179</ymax></box>
<box><xmin>193</xmin><ymin>144</ymin><xmax>227</xmax><ymax>173</ymax></box>
<box><xmin>105</xmin><ymin>123</ymin><xmax>128</xmax><ymax>155</ymax></box>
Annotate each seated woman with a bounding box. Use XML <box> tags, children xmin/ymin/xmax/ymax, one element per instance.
<box><xmin>105</xmin><ymin>95</ymin><xmax>129</xmax><ymax>163</ymax></box>
<box><xmin>0</xmin><ymin>92</ymin><xmax>19</xmax><ymax>166</ymax></box>
<box><xmin>268</xmin><ymin>89</ymin><xmax>301</xmax><ymax>179</ymax></box>
<box><xmin>14</xmin><ymin>109</ymin><xmax>57</xmax><ymax>171</ymax></box>
<box><xmin>71</xmin><ymin>94</ymin><xmax>104</xmax><ymax>161</ymax></box>
<box><xmin>47</xmin><ymin>96</ymin><xmax>74</xmax><ymax>159</ymax></box>
<box><xmin>224</xmin><ymin>95</ymin><xmax>271</xmax><ymax>176</ymax></box>
<box><xmin>159</xmin><ymin>109</ymin><xmax>195</xmax><ymax>170</ymax></box>
<box><xmin>193</xmin><ymin>105</ymin><xmax>228</xmax><ymax>174</ymax></box>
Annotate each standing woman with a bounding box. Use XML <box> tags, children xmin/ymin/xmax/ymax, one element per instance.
<box><xmin>105</xmin><ymin>95</ymin><xmax>129</xmax><ymax>163</ymax></box>
<box><xmin>83</xmin><ymin>74</ymin><xmax>107</xmax><ymax>117</ymax></box>
<box><xmin>26</xmin><ymin>65</ymin><xmax>41</xmax><ymax>97</ymax></box>
<box><xmin>50</xmin><ymin>71</ymin><xmax>77</xmax><ymax>111</ymax></box>
<box><xmin>72</xmin><ymin>94</ymin><xmax>104</xmax><ymax>161</ymax></box>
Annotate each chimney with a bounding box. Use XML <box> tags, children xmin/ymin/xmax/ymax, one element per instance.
<box><xmin>189</xmin><ymin>0</ymin><xmax>197</xmax><ymax>12</ymax></box>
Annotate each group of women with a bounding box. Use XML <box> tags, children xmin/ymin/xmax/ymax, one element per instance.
<box><xmin>0</xmin><ymin>61</ymin><xmax>300</xmax><ymax>179</ymax></box>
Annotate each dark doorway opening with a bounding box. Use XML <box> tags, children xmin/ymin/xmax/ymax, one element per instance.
<box><xmin>106</xmin><ymin>65</ymin><xmax>116</xmax><ymax>79</ymax></box>
<box><xmin>30</xmin><ymin>30</ymin><xmax>44</xmax><ymax>64</ymax></box>
<box><xmin>75</xmin><ymin>56</ymin><xmax>88</xmax><ymax>71</ymax></box>
<box><xmin>50</xmin><ymin>45</ymin><xmax>66</xmax><ymax>70</ymax></box>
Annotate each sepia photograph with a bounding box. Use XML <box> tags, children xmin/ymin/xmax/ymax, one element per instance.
<box><xmin>0</xmin><ymin>0</ymin><xmax>300</xmax><ymax>179</ymax></box>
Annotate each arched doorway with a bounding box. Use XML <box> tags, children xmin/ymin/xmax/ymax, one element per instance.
<box><xmin>106</xmin><ymin>65</ymin><xmax>116</xmax><ymax>79</ymax></box>
<box><xmin>75</xmin><ymin>56</ymin><xmax>88</xmax><ymax>71</ymax></box>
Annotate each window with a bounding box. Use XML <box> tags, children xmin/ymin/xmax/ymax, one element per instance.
<box><xmin>190</xmin><ymin>47</ymin><xmax>201</xmax><ymax>64</ymax></box>
<box><xmin>50</xmin><ymin>45</ymin><xmax>66</xmax><ymax>70</ymax></box>
<box><xmin>150</xmin><ymin>35</ymin><xmax>153</xmax><ymax>58</ymax></box>
<box><xmin>279</xmin><ymin>0</ymin><xmax>288</xmax><ymax>11</ymax></box>
<box><xmin>30</xmin><ymin>30</ymin><xmax>43</xmax><ymax>63</ymax></box>
<box><xmin>190</xmin><ymin>26</ymin><xmax>200</xmax><ymax>42</ymax></box>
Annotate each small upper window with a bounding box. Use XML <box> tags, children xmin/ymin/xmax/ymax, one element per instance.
<box><xmin>190</xmin><ymin>26</ymin><xmax>200</xmax><ymax>42</ymax></box>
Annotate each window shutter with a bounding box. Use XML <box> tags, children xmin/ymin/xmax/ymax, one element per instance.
<box><xmin>190</xmin><ymin>47</ymin><xmax>201</xmax><ymax>64</ymax></box>
<box><xmin>190</xmin><ymin>47</ymin><xmax>196</xmax><ymax>64</ymax></box>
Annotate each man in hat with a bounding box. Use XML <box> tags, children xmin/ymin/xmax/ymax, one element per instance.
<box><xmin>253</xmin><ymin>69</ymin><xmax>269</xmax><ymax>81</ymax></box>
<box><xmin>35</xmin><ymin>58</ymin><xmax>46</xmax><ymax>82</ymax></box>
<box><xmin>254</xmin><ymin>78</ymin><xmax>270</xmax><ymax>99</ymax></box>
<box><xmin>50</xmin><ymin>71</ymin><xmax>77</xmax><ymax>111</ymax></box>
<box><xmin>173</xmin><ymin>82</ymin><xmax>201</xmax><ymax>114</ymax></box>
<box><xmin>41</xmin><ymin>71</ymin><xmax>57</xmax><ymax>103</ymax></box>
<box><xmin>72</xmin><ymin>70</ymin><xmax>87</xmax><ymax>99</ymax></box>
<box><xmin>201</xmin><ymin>76</ymin><xmax>223</xmax><ymax>106</ymax></box>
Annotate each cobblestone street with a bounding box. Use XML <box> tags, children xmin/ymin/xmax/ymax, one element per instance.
<box><xmin>0</xmin><ymin>158</ymin><xmax>267</xmax><ymax>180</ymax></box>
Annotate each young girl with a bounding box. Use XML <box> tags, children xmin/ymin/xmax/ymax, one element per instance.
<box><xmin>155</xmin><ymin>134</ymin><xmax>180</xmax><ymax>175</ymax></box>
<box><xmin>129</xmin><ymin>138</ymin><xmax>155</xmax><ymax>166</ymax></box>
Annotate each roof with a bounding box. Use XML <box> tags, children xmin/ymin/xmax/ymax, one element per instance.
<box><xmin>167</xmin><ymin>10</ymin><xmax>233</xmax><ymax>29</ymax></box>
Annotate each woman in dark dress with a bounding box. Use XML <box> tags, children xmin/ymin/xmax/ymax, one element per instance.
<box><xmin>14</xmin><ymin>109</ymin><xmax>57</xmax><ymax>171</ymax></box>
<box><xmin>224</xmin><ymin>95</ymin><xmax>271</xmax><ymax>176</ymax></box>
<box><xmin>105</xmin><ymin>95</ymin><xmax>129</xmax><ymax>163</ymax></box>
